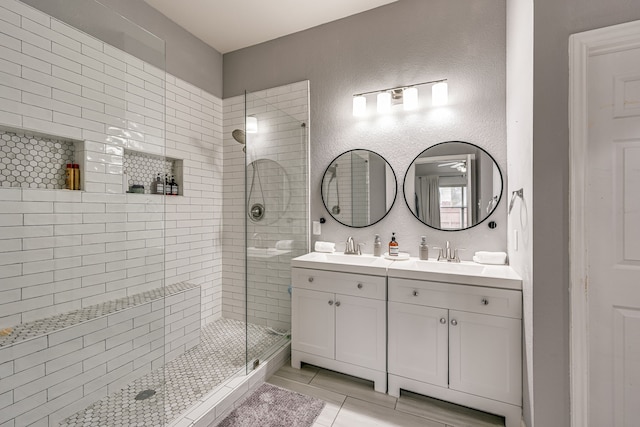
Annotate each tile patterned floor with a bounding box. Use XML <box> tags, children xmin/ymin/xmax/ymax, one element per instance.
<box><xmin>267</xmin><ymin>363</ymin><xmax>506</xmax><ymax>427</ymax></box>
<box><xmin>60</xmin><ymin>318</ymin><xmax>287</xmax><ymax>427</ymax></box>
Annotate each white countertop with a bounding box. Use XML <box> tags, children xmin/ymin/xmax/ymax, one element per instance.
<box><xmin>291</xmin><ymin>252</ymin><xmax>522</xmax><ymax>289</ymax></box>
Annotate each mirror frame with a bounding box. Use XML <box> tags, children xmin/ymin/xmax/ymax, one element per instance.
<box><xmin>321</xmin><ymin>149</ymin><xmax>398</xmax><ymax>228</ymax></box>
<box><xmin>402</xmin><ymin>141</ymin><xmax>503</xmax><ymax>231</ymax></box>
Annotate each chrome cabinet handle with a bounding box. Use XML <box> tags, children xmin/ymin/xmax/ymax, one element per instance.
<box><xmin>357</xmin><ymin>283</ymin><xmax>363</xmax><ymax>289</ymax></box>
<box><xmin>335</xmin><ymin>301</ymin><xmax>341</xmax><ymax>307</ymax></box>
<box><xmin>481</xmin><ymin>298</ymin><xmax>489</xmax><ymax>305</ymax></box>
<box><xmin>440</xmin><ymin>318</ymin><xmax>447</xmax><ymax>324</ymax></box>
<box><xmin>308</xmin><ymin>277</ymin><xmax>314</xmax><ymax>282</ymax></box>
<box><xmin>413</xmin><ymin>290</ymin><xmax>419</xmax><ymax>297</ymax></box>
<box><xmin>328</xmin><ymin>300</ymin><xmax>333</xmax><ymax>306</ymax></box>
<box><xmin>451</xmin><ymin>319</ymin><xmax>458</xmax><ymax>326</ymax></box>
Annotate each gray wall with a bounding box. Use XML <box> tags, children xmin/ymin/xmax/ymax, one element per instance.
<box><xmin>21</xmin><ymin>0</ymin><xmax>223</xmax><ymax>97</ymax></box>
<box><xmin>532</xmin><ymin>1</ymin><xmax>640</xmax><ymax>427</ymax></box>
<box><xmin>224</xmin><ymin>0</ymin><xmax>507</xmax><ymax>257</ymax></box>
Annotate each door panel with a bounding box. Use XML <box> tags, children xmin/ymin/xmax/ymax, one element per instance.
<box><xmin>291</xmin><ymin>288</ymin><xmax>334</xmax><ymax>359</ymax></box>
<box><xmin>587</xmin><ymin>45</ymin><xmax>640</xmax><ymax>427</ymax></box>
<box><xmin>449</xmin><ymin>310</ymin><xmax>521</xmax><ymax>405</ymax></box>
<box><xmin>335</xmin><ymin>294</ymin><xmax>385</xmax><ymax>371</ymax></box>
<box><xmin>388</xmin><ymin>301</ymin><xmax>448</xmax><ymax>386</ymax></box>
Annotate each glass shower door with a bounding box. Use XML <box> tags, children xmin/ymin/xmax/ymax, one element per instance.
<box><xmin>244</xmin><ymin>87</ymin><xmax>309</xmax><ymax>372</ymax></box>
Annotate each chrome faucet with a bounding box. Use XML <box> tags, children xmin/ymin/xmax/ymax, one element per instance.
<box><xmin>436</xmin><ymin>241</ymin><xmax>460</xmax><ymax>263</ymax></box>
<box><xmin>344</xmin><ymin>236</ymin><xmax>363</xmax><ymax>255</ymax></box>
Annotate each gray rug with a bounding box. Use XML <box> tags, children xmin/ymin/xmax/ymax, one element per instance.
<box><xmin>218</xmin><ymin>383</ymin><xmax>325</xmax><ymax>427</ymax></box>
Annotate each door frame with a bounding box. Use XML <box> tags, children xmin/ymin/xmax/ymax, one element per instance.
<box><xmin>569</xmin><ymin>19</ymin><xmax>640</xmax><ymax>427</ymax></box>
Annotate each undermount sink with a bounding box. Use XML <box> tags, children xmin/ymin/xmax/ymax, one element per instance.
<box><xmin>291</xmin><ymin>251</ymin><xmax>393</xmax><ymax>275</ymax></box>
<box><xmin>410</xmin><ymin>260</ymin><xmax>487</xmax><ymax>275</ymax></box>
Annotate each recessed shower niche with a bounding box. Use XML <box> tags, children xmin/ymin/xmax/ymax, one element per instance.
<box><xmin>0</xmin><ymin>128</ymin><xmax>76</xmax><ymax>189</ymax></box>
<box><xmin>123</xmin><ymin>149</ymin><xmax>183</xmax><ymax>195</ymax></box>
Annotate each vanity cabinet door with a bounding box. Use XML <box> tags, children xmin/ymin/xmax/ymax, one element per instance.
<box><xmin>291</xmin><ymin>288</ymin><xmax>335</xmax><ymax>360</ymax></box>
<box><xmin>388</xmin><ymin>302</ymin><xmax>449</xmax><ymax>387</ymax></box>
<box><xmin>335</xmin><ymin>294</ymin><xmax>386</xmax><ymax>371</ymax></box>
<box><xmin>448</xmin><ymin>310</ymin><xmax>522</xmax><ymax>405</ymax></box>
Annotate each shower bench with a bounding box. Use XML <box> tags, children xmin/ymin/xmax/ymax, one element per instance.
<box><xmin>0</xmin><ymin>282</ymin><xmax>201</xmax><ymax>427</ymax></box>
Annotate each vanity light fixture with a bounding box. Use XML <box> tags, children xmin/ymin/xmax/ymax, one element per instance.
<box><xmin>352</xmin><ymin>79</ymin><xmax>448</xmax><ymax>116</ymax></box>
<box><xmin>246</xmin><ymin>116</ymin><xmax>258</xmax><ymax>133</ymax></box>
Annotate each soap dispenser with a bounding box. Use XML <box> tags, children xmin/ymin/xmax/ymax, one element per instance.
<box><xmin>419</xmin><ymin>236</ymin><xmax>429</xmax><ymax>260</ymax></box>
<box><xmin>373</xmin><ymin>234</ymin><xmax>382</xmax><ymax>257</ymax></box>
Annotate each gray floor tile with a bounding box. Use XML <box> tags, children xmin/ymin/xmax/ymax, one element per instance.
<box><xmin>310</xmin><ymin>368</ymin><xmax>397</xmax><ymax>409</ymax></box>
<box><xmin>273</xmin><ymin>361</ymin><xmax>320</xmax><ymax>384</ymax></box>
<box><xmin>333</xmin><ymin>397</ymin><xmax>446</xmax><ymax>427</ymax></box>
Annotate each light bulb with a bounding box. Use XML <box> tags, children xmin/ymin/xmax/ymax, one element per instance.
<box><xmin>403</xmin><ymin>87</ymin><xmax>418</xmax><ymax>110</ymax></box>
<box><xmin>246</xmin><ymin>116</ymin><xmax>258</xmax><ymax>133</ymax></box>
<box><xmin>432</xmin><ymin>82</ymin><xmax>448</xmax><ymax>106</ymax></box>
<box><xmin>377</xmin><ymin>92</ymin><xmax>392</xmax><ymax>114</ymax></box>
<box><xmin>352</xmin><ymin>96</ymin><xmax>366</xmax><ymax>117</ymax></box>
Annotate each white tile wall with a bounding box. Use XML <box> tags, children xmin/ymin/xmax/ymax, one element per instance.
<box><xmin>0</xmin><ymin>0</ymin><xmax>223</xmax><ymax>330</ymax></box>
<box><xmin>222</xmin><ymin>82</ymin><xmax>310</xmax><ymax>331</ymax></box>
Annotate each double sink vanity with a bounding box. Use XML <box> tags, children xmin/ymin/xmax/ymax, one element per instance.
<box><xmin>290</xmin><ymin>252</ymin><xmax>522</xmax><ymax>427</ymax></box>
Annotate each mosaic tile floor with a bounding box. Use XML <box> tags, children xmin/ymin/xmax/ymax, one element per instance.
<box><xmin>0</xmin><ymin>282</ymin><xmax>197</xmax><ymax>348</ymax></box>
<box><xmin>59</xmin><ymin>318</ymin><xmax>289</xmax><ymax>427</ymax></box>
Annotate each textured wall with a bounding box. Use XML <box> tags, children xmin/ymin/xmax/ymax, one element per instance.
<box><xmin>531</xmin><ymin>1</ymin><xmax>640</xmax><ymax>427</ymax></box>
<box><xmin>223</xmin><ymin>0</ymin><xmax>507</xmax><ymax>258</ymax></box>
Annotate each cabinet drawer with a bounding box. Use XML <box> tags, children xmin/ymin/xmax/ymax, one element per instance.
<box><xmin>389</xmin><ymin>278</ymin><xmax>521</xmax><ymax>319</ymax></box>
<box><xmin>292</xmin><ymin>268</ymin><xmax>386</xmax><ymax>300</ymax></box>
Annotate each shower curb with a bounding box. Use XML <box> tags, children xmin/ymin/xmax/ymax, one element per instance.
<box><xmin>168</xmin><ymin>342</ymin><xmax>290</xmax><ymax>427</ymax></box>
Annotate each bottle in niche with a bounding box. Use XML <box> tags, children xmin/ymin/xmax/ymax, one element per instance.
<box><xmin>389</xmin><ymin>232</ymin><xmax>399</xmax><ymax>256</ymax></box>
<box><xmin>373</xmin><ymin>234</ymin><xmax>382</xmax><ymax>257</ymax></box>
<box><xmin>66</xmin><ymin>163</ymin><xmax>74</xmax><ymax>190</ymax></box>
<box><xmin>170</xmin><ymin>176</ymin><xmax>178</xmax><ymax>195</ymax></box>
<box><xmin>419</xmin><ymin>236</ymin><xmax>429</xmax><ymax>260</ymax></box>
<box><xmin>151</xmin><ymin>174</ymin><xmax>163</xmax><ymax>194</ymax></box>
<box><xmin>164</xmin><ymin>174</ymin><xmax>170</xmax><ymax>195</ymax></box>
<box><xmin>73</xmin><ymin>164</ymin><xmax>80</xmax><ymax>190</ymax></box>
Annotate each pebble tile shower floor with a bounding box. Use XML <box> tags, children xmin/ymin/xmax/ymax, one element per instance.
<box><xmin>59</xmin><ymin>318</ymin><xmax>286</xmax><ymax>427</ymax></box>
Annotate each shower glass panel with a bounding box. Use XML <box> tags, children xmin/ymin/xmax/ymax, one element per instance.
<box><xmin>244</xmin><ymin>89</ymin><xmax>309</xmax><ymax>372</ymax></box>
<box><xmin>0</xmin><ymin>1</ymin><xmax>168</xmax><ymax>426</ymax></box>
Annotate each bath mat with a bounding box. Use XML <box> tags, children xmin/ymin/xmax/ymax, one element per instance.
<box><xmin>217</xmin><ymin>383</ymin><xmax>325</xmax><ymax>427</ymax></box>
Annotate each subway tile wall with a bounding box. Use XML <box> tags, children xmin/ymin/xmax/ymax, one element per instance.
<box><xmin>222</xmin><ymin>83</ymin><xmax>310</xmax><ymax>331</ymax></box>
<box><xmin>0</xmin><ymin>0</ymin><xmax>223</xmax><ymax>330</ymax></box>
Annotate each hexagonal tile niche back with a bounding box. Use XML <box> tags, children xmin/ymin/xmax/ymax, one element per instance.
<box><xmin>0</xmin><ymin>129</ymin><xmax>75</xmax><ymax>189</ymax></box>
<box><xmin>123</xmin><ymin>150</ymin><xmax>175</xmax><ymax>194</ymax></box>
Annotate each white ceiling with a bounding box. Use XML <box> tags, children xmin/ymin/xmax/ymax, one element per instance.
<box><xmin>143</xmin><ymin>0</ymin><xmax>398</xmax><ymax>54</ymax></box>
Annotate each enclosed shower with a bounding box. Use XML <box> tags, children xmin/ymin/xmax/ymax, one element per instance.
<box><xmin>0</xmin><ymin>1</ymin><xmax>309</xmax><ymax>426</ymax></box>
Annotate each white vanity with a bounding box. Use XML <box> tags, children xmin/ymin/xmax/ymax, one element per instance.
<box><xmin>291</xmin><ymin>252</ymin><xmax>523</xmax><ymax>427</ymax></box>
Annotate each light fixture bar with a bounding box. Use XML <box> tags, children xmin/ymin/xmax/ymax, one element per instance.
<box><xmin>353</xmin><ymin>78</ymin><xmax>447</xmax><ymax>97</ymax></box>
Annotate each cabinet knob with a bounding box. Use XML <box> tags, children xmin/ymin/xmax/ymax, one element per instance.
<box><xmin>308</xmin><ymin>277</ymin><xmax>314</xmax><ymax>283</ymax></box>
<box><xmin>413</xmin><ymin>290</ymin><xmax>419</xmax><ymax>297</ymax></box>
<box><xmin>481</xmin><ymin>298</ymin><xmax>489</xmax><ymax>305</ymax></box>
<box><xmin>328</xmin><ymin>300</ymin><xmax>334</xmax><ymax>306</ymax></box>
<box><xmin>335</xmin><ymin>301</ymin><xmax>341</xmax><ymax>307</ymax></box>
<box><xmin>440</xmin><ymin>318</ymin><xmax>447</xmax><ymax>324</ymax></box>
<box><xmin>451</xmin><ymin>319</ymin><xmax>458</xmax><ymax>326</ymax></box>
<box><xmin>357</xmin><ymin>283</ymin><xmax>363</xmax><ymax>289</ymax></box>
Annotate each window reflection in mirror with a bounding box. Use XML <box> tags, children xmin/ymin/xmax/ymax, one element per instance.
<box><xmin>321</xmin><ymin>149</ymin><xmax>397</xmax><ymax>228</ymax></box>
<box><xmin>404</xmin><ymin>142</ymin><xmax>502</xmax><ymax>231</ymax></box>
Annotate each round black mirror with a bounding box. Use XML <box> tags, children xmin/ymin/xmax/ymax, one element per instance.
<box><xmin>321</xmin><ymin>149</ymin><xmax>397</xmax><ymax>228</ymax></box>
<box><xmin>403</xmin><ymin>141</ymin><xmax>503</xmax><ymax>231</ymax></box>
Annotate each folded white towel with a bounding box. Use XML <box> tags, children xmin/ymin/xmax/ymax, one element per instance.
<box><xmin>275</xmin><ymin>240</ymin><xmax>294</xmax><ymax>250</ymax></box>
<box><xmin>314</xmin><ymin>241</ymin><xmax>336</xmax><ymax>253</ymax></box>
<box><xmin>473</xmin><ymin>251</ymin><xmax>508</xmax><ymax>265</ymax></box>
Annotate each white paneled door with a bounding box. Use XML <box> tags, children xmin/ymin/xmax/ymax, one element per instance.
<box><xmin>578</xmin><ymin>22</ymin><xmax>640</xmax><ymax>427</ymax></box>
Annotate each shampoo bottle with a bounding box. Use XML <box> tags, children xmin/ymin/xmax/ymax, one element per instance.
<box><xmin>419</xmin><ymin>236</ymin><xmax>429</xmax><ymax>260</ymax></box>
<box><xmin>373</xmin><ymin>234</ymin><xmax>382</xmax><ymax>257</ymax></box>
<box><xmin>389</xmin><ymin>232</ymin><xmax>399</xmax><ymax>256</ymax></box>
